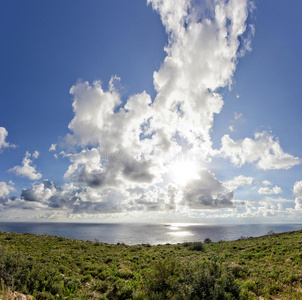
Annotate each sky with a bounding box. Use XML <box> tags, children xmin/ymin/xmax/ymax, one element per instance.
<box><xmin>0</xmin><ymin>0</ymin><xmax>302</xmax><ymax>224</ymax></box>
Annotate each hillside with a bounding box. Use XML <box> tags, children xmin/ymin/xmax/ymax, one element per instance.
<box><xmin>1</xmin><ymin>229</ymin><xmax>302</xmax><ymax>299</ymax></box>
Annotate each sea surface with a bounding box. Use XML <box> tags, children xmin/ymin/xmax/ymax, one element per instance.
<box><xmin>0</xmin><ymin>222</ymin><xmax>301</xmax><ymax>245</ymax></box>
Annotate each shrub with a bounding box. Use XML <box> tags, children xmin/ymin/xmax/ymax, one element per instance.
<box><xmin>188</xmin><ymin>242</ymin><xmax>205</xmax><ymax>251</ymax></box>
<box><xmin>266</xmin><ymin>230</ymin><xmax>275</xmax><ymax>236</ymax></box>
<box><xmin>183</xmin><ymin>261</ymin><xmax>241</xmax><ymax>299</ymax></box>
<box><xmin>228</xmin><ymin>263</ymin><xmax>247</xmax><ymax>278</ymax></box>
<box><xmin>241</xmin><ymin>279</ymin><xmax>257</xmax><ymax>293</ymax></box>
<box><xmin>65</xmin><ymin>277</ymin><xmax>81</xmax><ymax>292</ymax></box>
<box><xmin>204</xmin><ymin>237</ymin><xmax>212</xmax><ymax>243</ymax></box>
<box><xmin>107</xmin><ymin>279</ymin><xmax>134</xmax><ymax>300</ymax></box>
<box><xmin>35</xmin><ymin>291</ymin><xmax>56</xmax><ymax>300</ymax></box>
<box><xmin>145</xmin><ymin>258</ymin><xmax>179</xmax><ymax>297</ymax></box>
<box><xmin>81</xmin><ymin>274</ymin><xmax>93</xmax><ymax>283</ymax></box>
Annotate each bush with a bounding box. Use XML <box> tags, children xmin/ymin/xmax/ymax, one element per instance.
<box><xmin>145</xmin><ymin>258</ymin><xmax>179</xmax><ymax>297</ymax></box>
<box><xmin>228</xmin><ymin>263</ymin><xmax>247</xmax><ymax>278</ymax></box>
<box><xmin>241</xmin><ymin>279</ymin><xmax>257</xmax><ymax>293</ymax></box>
<box><xmin>266</xmin><ymin>230</ymin><xmax>275</xmax><ymax>237</ymax></box>
<box><xmin>182</xmin><ymin>261</ymin><xmax>241</xmax><ymax>299</ymax></box>
<box><xmin>107</xmin><ymin>279</ymin><xmax>134</xmax><ymax>300</ymax></box>
<box><xmin>35</xmin><ymin>291</ymin><xmax>56</xmax><ymax>300</ymax></box>
<box><xmin>81</xmin><ymin>274</ymin><xmax>93</xmax><ymax>283</ymax></box>
<box><xmin>0</xmin><ymin>246</ymin><xmax>64</xmax><ymax>297</ymax></box>
<box><xmin>204</xmin><ymin>238</ymin><xmax>212</xmax><ymax>243</ymax></box>
<box><xmin>65</xmin><ymin>277</ymin><xmax>81</xmax><ymax>292</ymax></box>
<box><xmin>188</xmin><ymin>242</ymin><xmax>205</xmax><ymax>251</ymax></box>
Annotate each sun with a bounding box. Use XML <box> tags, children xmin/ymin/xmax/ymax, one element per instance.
<box><xmin>169</xmin><ymin>160</ymin><xmax>200</xmax><ymax>185</ymax></box>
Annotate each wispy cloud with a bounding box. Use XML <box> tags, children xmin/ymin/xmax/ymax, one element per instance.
<box><xmin>49</xmin><ymin>144</ymin><xmax>56</xmax><ymax>151</ymax></box>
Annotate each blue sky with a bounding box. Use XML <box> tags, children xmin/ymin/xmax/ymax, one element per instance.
<box><xmin>0</xmin><ymin>0</ymin><xmax>301</xmax><ymax>223</ymax></box>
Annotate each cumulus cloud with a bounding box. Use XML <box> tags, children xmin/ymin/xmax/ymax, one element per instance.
<box><xmin>223</xmin><ymin>175</ymin><xmax>254</xmax><ymax>191</ymax></box>
<box><xmin>219</xmin><ymin>131</ymin><xmax>301</xmax><ymax>170</ymax></box>
<box><xmin>241</xmin><ymin>201</ymin><xmax>282</xmax><ymax>218</ymax></box>
<box><xmin>43</xmin><ymin>0</ymin><xmax>254</xmax><ymax>216</ymax></box>
<box><xmin>258</xmin><ymin>185</ymin><xmax>282</xmax><ymax>195</ymax></box>
<box><xmin>182</xmin><ymin>169</ymin><xmax>234</xmax><ymax>209</ymax></box>
<box><xmin>0</xmin><ymin>197</ymin><xmax>46</xmax><ymax>211</ymax></box>
<box><xmin>17</xmin><ymin>167</ymin><xmax>235</xmax><ymax>215</ymax></box>
<box><xmin>9</xmin><ymin>151</ymin><xmax>42</xmax><ymax>180</ymax></box>
<box><xmin>293</xmin><ymin>181</ymin><xmax>302</xmax><ymax>210</ymax></box>
<box><xmin>19</xmin><ymin>180</ymin><xmax>164</xmax><ymax>214</ymax></box>
<box><xmin>3</xmin><ymin>1</ymin><xmax>302</xmax><ymax>222</ymax></box>
<box><xmin>148</xmin><ymin>0</ymin><xmax>253</xmax><ymax>156</ymax></box>
<box><xmin>293</xmin><ymin>181</ymin><xmax>302</xmax><ymax>196</ymax></box>
<box><xmin>21</xmin><ymin>180</ymin><xmax>56</xmax><ymax>202</ymax></box>
<box><xmin>0</xmin><ymin>127</ymin><xmax>15</xmax><ymax>151</ymax></box>
<box><xmin>0</xmin><ymin>181</ymin><xmax>15</xmax><ymax>198</ymax></box>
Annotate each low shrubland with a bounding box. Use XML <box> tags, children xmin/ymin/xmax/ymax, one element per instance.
<box><xmin>0</xmin><ymin>229</ymin><xmax>302</xmax><ymax>299</ymax></box>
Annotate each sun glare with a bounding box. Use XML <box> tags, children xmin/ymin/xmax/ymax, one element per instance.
<box><xmin>169</xmin><ymin>160</ymin><xmax>200</xmax><ymax>185</ymax></box>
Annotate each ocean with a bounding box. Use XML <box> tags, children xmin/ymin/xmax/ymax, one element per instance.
<box><xmin>0</xmin><ymin>222</ymin><xmax>301</xmax><ymax>245</ymax></box>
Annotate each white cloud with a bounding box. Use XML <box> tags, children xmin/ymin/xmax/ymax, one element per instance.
<box><xmin>238</xmin><ymin>24</ymin><xmax>255</xmax><ymax>56</ymax></box>
<box><xmin>295</xmin><ymin>198</ymin><xmax>302</xmax><ymax>210</ymax></box>
<box><xmin>258</xmin><ymin>185</ymin><xmax>282</xmax><ymax>195</ymax></box>
<box><xmin>293</xmin><ymin>181</ymin><xmax>302</xmax><ymax>197</ymax></box>
<box><xmin>18</xmin><ymin>180</ymin><xmax>166</xmax><ymax>214</ymax></box>
<box><xmin>293</xmin><ymin>181</ymin><xmax>302</xmax><ymax>210</ymax></box>
<box><xmin>0</xmin><ymin>181</ymin><xmax>15</xmax><ymax>198</ymax></box>
<box><xmin>49</xmin><ymin>144</ymin><xmax>56</xmax><ymax>151</ymax></box>
<box><xmin>262</xmin><ymin>180</ymin><xmax>272</xmax><ymax>186</ymax></box>
<box><xmin>223</xmin><ymin>175</ymin><xmax>254</xmax><ymax>191</ymax></box>
<box><xmin>16</xmin><ymin>167</ymin><xmax>235</xmax><ymax>215</ymax></box>
<box><xmin>21</xmin><ymin>181</ymin><xmax>56</xmax><ymax>203</ymax></box>
<box><xmin>47</xmin><ymin>0</ymin><xmax>254</xmax><ymax>216</ymax></box>
<box><xmin>149</xmin><ymin>0</ymin><xmax>251</xmax><ymax>154</ymax></box>
<box><xmin>3</xmin><ymin>1</ymin><xmax>302</xmax><ymax>223</ymax></box>
<box><xmin>0</xmin><ymin>127</ymin><xmax>15</xmax><ymax>151</ymax></box>
<box><xmin>0</xmin><ymin>197</ymin><xmax>46</xmax><ymax>212</ymax></box>
<box><xmin>9</xmin><ymin>151</ymin><xmax>42</xmax><ymax>180</ymax></box>
<box><xmin>236</xmin><ymin>198</ymin><xmax>286</xmax><ymax>218</ymax></box>
<box><xmin>219</xmin><ymin>131</ymin><xmax>301</xmax><ymax>170</ymax></box>
<box><xmin>182</xmin><ymin>169</ymin><xmax>234</xmax><ymax>209</ymax></box>
<box><xmin>32</xmin><ymin>151</ymin><xmax>39</xmax><ymax>159</ymax></box>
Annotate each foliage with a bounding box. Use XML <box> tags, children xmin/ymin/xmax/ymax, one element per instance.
<box><xmin>0</xmin><ymin>229</ymin><xmax>302</xmax><ymax>299</ymax></box>
<box><xmin>187</xmin><ymin>242</ymin><xmax>205</xmax><ymax>251</ymax></box>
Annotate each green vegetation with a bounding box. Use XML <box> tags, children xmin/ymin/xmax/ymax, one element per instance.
<box><xmin>1</xmin><ymin>229</ymin><xmax>302</xmax><ymax>299</ymax></box>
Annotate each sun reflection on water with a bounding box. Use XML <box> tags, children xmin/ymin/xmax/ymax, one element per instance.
<box><xmin>165</xmin><ymin>223</ymin><xmax>197</xmax><ymax>237</ymax></box>
<box><xmin>167</xmin><ymin>231</ymin><xmax>193</xmax><ymax>237</ymax></box>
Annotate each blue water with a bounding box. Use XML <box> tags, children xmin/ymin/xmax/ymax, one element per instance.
<box><xmin>0</xmin><ymin>222</ymin><xmax>301</xmax><ymax>245</ymax></box>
